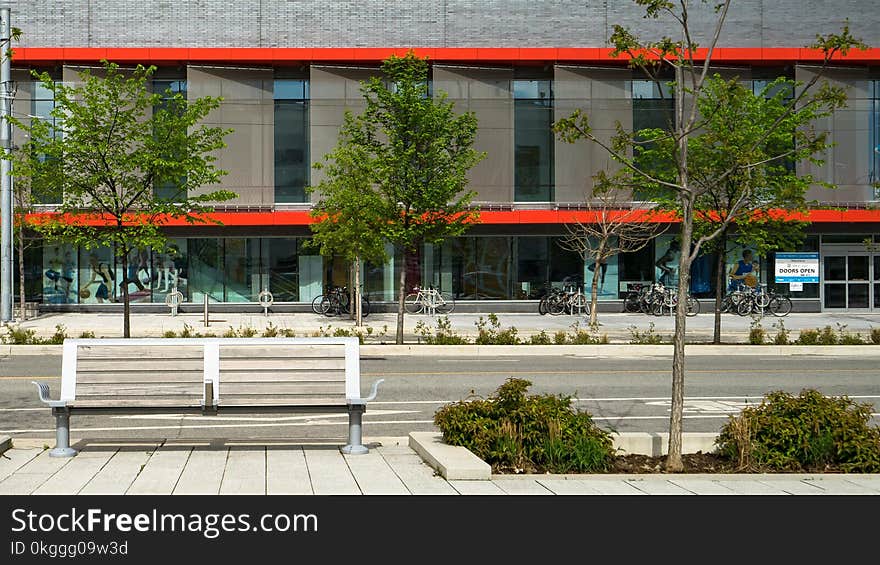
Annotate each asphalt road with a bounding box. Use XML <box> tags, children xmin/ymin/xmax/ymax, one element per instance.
<box><xmin>2</xmin><ymin>352</ymin><xmax>878</xmax><ymax>443</ymax></box>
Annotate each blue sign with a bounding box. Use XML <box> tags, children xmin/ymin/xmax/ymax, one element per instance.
<box><xmin>775</xmin><ymin>252</ymin><xmax>819</xmax><ymax>283</ymax></box>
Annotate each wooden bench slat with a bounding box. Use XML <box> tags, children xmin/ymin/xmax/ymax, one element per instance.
<box><xmin>220</xmin><ymin>383</ymin><xmax>345</xmax><ymax>395</ymax></box>
<box><xmin>219</xmin><ymin>358</ymin><xmax>346</xmax><ymax>370</ymax></box>
<box><xmin>77</xmin><ymin>346</ymin><xmax>205</xmax><ymax>359</ymax></box>
<box><xmin>217</xmin><ymin>396</ymin><xmax>349</xmax><ymax>406</ymax></box>
<box><xmin>70</xmin><ymin>398</ymin><xmax>204</xmax><ymax>408</ymax></box>
<box><xmin>75</xmin><ymin>383</ymin><xmax>203</xmax><ymax>395</ymax></box>
<box><xmin>218</xmin><ymin>345</ymin><xmax>347</xmax><ymax>358</ymax></box>
<box><xmin>77</xmin><ymin>360</ymin><xmax>206</xmax><ymax>372</ymax></box>
<box><xmin>75</xmin><ymin>373</ymin><xmax>205</xmax><ymax>384</ymax></box>
<box><xmin>218</xmin><ymin>370</ymin><xmax>345</xmax><ymax>382</ymax></box>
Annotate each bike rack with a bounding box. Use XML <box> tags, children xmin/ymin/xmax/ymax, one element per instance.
<box><xmin>259</xmin><ymin>289</ymin><xmax>274</xmax><ymax>317</ymax></box>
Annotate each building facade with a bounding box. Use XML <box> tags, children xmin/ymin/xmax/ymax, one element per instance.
<box><xmin>9</xmin><ymin>1</ymin><xmax>880</xmax><ymax>311</ymax></box>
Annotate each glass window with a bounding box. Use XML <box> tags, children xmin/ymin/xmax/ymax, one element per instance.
<box><xmin>274</xmin><ymin>78</ymin><xmax>310</xmax><ymax>204</ymax></box>
<box><xmin>514</xmin><ymin>79</ymin><xmax>554</xmax><ymax>202</ymax></box>
<box><xmin>31</xmin><ymin>80</ymin><xmax>61</xmax><ymax>204</ymax></box>
<box><xmin>266</xmin><ymin>238</ymin><xmax>302</xmax><ymax>302</ymax></box>
<box><xmin>871</xmin><ymin>80</ymin><xmax>880</xmax><ymax>193</ymax></box>
<box><xmin>824</xmin><ymin>256</ymin><xmax>846</xmax><ymax>281</ymax></box>
<box><xmin>153</xmin><ymin>79</ymin><xmax>188</xmax><ymax>200</ymax></box>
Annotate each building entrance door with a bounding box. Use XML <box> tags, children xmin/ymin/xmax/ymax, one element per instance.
<box><xmin>821</xmin><ymin>246</ymin><xmax>874</xmax><ymax>310</ymax></box>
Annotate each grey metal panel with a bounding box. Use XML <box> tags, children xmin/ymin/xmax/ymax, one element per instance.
<box><xmin>308</xmin><ymin>66</ymin><xmax>380</xmax><ymax>201</ymax></box>
<box><xmin>554</xmin><ymin>66</ymin><xmax>633</xmax><ymax>204</ymax></box>
<box><xmin>187</xmin><ymin>66</ymin><xmax>274</xmax><ymax>206</ymax></box>
<box><xmin>434</xmin><ymin>65</ymin><xmax>513</xmax><ymax>203</ymax></box>
<box><xmin>796</xmin><ymin>65</ymin><xmax>872</xmax><ymax>199</ymax></box>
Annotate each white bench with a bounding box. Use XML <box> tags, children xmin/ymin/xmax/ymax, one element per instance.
<box><xmin>32</xmin><ymin>337</ymin><xmax>383</xmax><ymax>457</ymax></box>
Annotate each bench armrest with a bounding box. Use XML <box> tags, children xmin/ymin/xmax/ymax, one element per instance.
<box><xmin>349</xmin><ymin>378</ymin><xmax>384</xmax><ymax>406</ymax></box>
<box><xmin>32</xmin><ymin>381</ymin><xmax>68</xmax><ymax>408</ymax></box>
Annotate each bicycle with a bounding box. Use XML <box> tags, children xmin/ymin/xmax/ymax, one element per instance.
<box><xmin>404</xmin><ymin>285</ymin><xmax>455</xmax><ymax>314</ymax></box>
<box><xmin>735</xmin><ymin>284</ymin><xmax>791</xmax><ymax>317</ymax></box>
<box><xmin>539</xmin><ymin>282</ymin><xmax>589</xmax><ymax>316</ymax></box>
<box><xmin>312</xmin><ymin>285</ymin><xmax>371</xmax><ymax>318</ymax></box>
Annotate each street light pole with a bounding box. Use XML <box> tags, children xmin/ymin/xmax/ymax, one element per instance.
<box><xmin>0</xmin><ymin>7</ymin><xmax>12</xmax><ymax>323</ymax></box>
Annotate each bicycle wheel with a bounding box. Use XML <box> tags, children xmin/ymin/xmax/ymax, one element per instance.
<box><xmin>311</xmin><ymin>294</ymin><xmax>326</xmax><ymax>315</ymax></box>
<box><xmin>685</xmin><ymin>296</ymin><xmax>700</xmax><ymax>317</ymax></box>
<box><xmin>768</xmin><ymin>295</ymin><xmax>792</xmax><ymax>317</ymax></box>
<box><xmin>538</xmin><ymin>296</ymin><xmax>549</xmax><ymax>315</ymax></box>
<box><xmin>404</xmin><ymin>293</ymin><xmax>422</xmax><ymax>314</ymax></box>
<box><xmin>319</xmin><ymin>296</ymin><xmax>337</xmax><ymax>316</ymax></box>
<box><xmin>736</xmin><ymin>298</ymin><xmax>754</xmax><ymax>316</ymax></box>
<box><xmin>436</xmin><ymin>292</ymin><xmax>455</xmax><ymax>314</ymax></box>
<box><xmin>548</xmin><ymin>294</ymin><xmax>567</xmax><ymax>315</ymax></box>
<box><xmin>623</xmin><ymin>292</ymin><xmax>641</xmax><ymax>313</ymax></box>
<box><xmin>755</xmin><ymin>290</ymin><xmax>772</xmax><ymax>309</ymax></box>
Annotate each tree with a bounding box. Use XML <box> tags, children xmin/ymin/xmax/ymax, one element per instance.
<box><xmin>553</xmin><ymin>0</ymin><xmax>866</xmax><ymax>471</ymax></box>
<box><xmin>307</xmin><ymin>115</ymin><xmax>388</xmax><ymax>327</ymax></box>
<box><xmin>557</xmin><ymin>175</ymin><xmax>664</xmax><ymax>326</ymax></box>
<box><xmin>341</xmin><ymin>51</ymin><xmax>485</xmax><ymax>344</ymax></box>
<box><xmin>10</xmin><ymin>61</ymin><xmax>235</xmax><ymax>337</ymax></box>
<box><xmin>7</xmin><ymin>117</ymin><xmax>60</xmax><ymax>320</ymax></box>
<box><xmin>659</xmin><ymin>75</ymin><xmax>821</xmax><ymax>344</ymax></box>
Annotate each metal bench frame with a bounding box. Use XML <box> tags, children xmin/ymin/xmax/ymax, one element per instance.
<box><xmin>33</xmin><ymin>337</ymin><xmax>383</xmax><ymax>458</ymax></box>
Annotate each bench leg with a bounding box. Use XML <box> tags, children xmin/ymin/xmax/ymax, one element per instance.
<box><xmin>341</xmin><ymin>405</ymin><xmax>368</xmax><ymax>455</ymax></box>
<box><xmin>49</xmin><ymin>408</ymin><xmax>77</xmax><ymax>458</ymax></box>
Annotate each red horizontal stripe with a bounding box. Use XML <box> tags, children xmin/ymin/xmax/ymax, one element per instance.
<box><xmin>22</xmin><ymin>208</ymin><xmax>880</xmax><ymax>227</ymax></box>
<box><xmin>11</xmin><ymin>47</ymin><xmax>880</xmax><ymax>64</ymax></box>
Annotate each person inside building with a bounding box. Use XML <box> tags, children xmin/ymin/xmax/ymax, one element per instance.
<box><xmin>728</xmin><ymin>249</ymin><xmax>759</xmax><ymax>291</ymax></box>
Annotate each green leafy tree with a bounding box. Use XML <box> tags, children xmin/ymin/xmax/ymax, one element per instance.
<box><xmin>307</xmin><ymin>117</ymin><xmax>388</xmax><ymax>326</ymax></box>
<box><xmin>653</xmin><ymin>75</ymin><xmax>823</xmax><ymax>344</ymax></box>
<box><xmin>7</xmin><ymin>117</ymin><xmax>60</xmax><ymax>320</ymax></box>
<box><xmin>553</xmin><ymin>0</ymin><xmax>866</xmax><ymax>471</ymax></box>
<box><xmin>342</xmin><ymin>51</ymin><xmax>485</xmax><ymax>343</ymax></box>
<box><xmin>10</xmin><ymin>61</ymin><xmax>236</xmax><ymax>337</ymax></box>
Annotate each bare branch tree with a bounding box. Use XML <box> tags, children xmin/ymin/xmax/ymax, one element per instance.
<box><xmin>559</xmin><ymin>175</ymin><xmax>665</xmax><ymax>326</ymax></box>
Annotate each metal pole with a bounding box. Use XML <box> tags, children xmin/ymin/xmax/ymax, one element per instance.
<box><xmin>0</xmin><ymin>8</ymin><xmax>12</xmax><ymax>323</ymax></box>
<box><xmin>203</xmin><ymin>293</ymin><xmax>209</xmax><ymax>327</ymax></box>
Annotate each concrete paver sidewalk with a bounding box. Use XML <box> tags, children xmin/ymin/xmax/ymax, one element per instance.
<box><xmin>1</xmin><ymin>438</ymin><xmax>878</xmax><ymax>496</ymax></box>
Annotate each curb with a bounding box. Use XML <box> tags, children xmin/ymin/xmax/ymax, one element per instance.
<box><xmin>5</xmin><ymin>343</ymin><xmax>880</xmax><ymax>357</ymax></box>
<box><xmin>408</xmin><ymin>432</ymin><xmax>491</xmax><ymax>480</ymax></box>
<box><xmin>409</xmin><ymin>431</ymin><xmax>724</xmax><ymax>480</ymax></box>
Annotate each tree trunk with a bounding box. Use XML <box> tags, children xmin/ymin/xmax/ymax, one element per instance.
<box><xmin>589</xmin><ymin>244</ymin><xmax>604</xmax><ymax>327</ymax></box>
<box><xmin>667</xmin><ymin>203</ymin><xmax>693</xmax><ymax>473</ymax></box>
<box><xmin>667</xmin><ymin>60</ymin><xmax>688</xmax><ymax>473</ymax></box>
<box><xmin>713</xmin><ymin>231</ymin><xmax>727</xmax><ymax>344</ymax></box>
<box><xmin>16</xmin><ymin>228</ymin><xmax>26</xmax><ymax>321</ymax></box>
<box><xmin>396</xmin><ymin>250</ymin><xmax>407</xmax><ymax>344</ymax></box>
<box><xmin>121</xmin><ymin>251</ymin><xmax>131</xmax><ymax>338</ymax></box>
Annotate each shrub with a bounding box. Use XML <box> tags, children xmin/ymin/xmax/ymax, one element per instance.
<box><xmin>474</xmin><ymin>314</ymin><xmax>521</xmax><ymax>345</ymax></box>
<box><xmin>78</xmin><ymin>331</ymin><xmax>96</xmax><ymax>339</ymax></box>
<box><xmin>818</xmin><ymin>325</ymin><xmax>838</xmax><ymax>345</ymax></box>
<box><xmin>433</xmin><ymin>378</ymin><xmax>615</xmax><ymax>473</ymax></box>
<box><xmin>715</xmin><ymin>389</ymin><xmax>880</xmax><ymax>473</ymax></box>
<box><xmin>628</xmin><ymin>322</ymin><xmax>663</xmax><ymax>345</ymax></box>
<box><xmin>527</xmin><ymin>331</ymin><xmax>552</xmax><ymax>345</ymax></box>
<box><xmin>871</xmin><ymin>327</ymin><xmax>880</xmax><ymax>345</ymax></box>
<box><xmin>748</xmin><ymin>319</ymin><xmax>766</xmax><ymax>345</ymax></box>
<box><xmin>771</xmin><ymin>320</ymin><xmax>789</xmax><ymax>345</ymax></box>
<box><xmin>415</xmin><ymin>316</ymin><xmax>470</xmax><ymax>345</ymax></box>
<box><xmin>1</xmin><ymin>325</ymin><xmax>37</xmax><ymax>344</ymax></box>
<box><xmin>795</xmin><ymin>328</ymin><xmax>819</xmax><ymax>345</ymax></box>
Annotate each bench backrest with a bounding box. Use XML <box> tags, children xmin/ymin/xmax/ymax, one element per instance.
<box><xmin>60</xmin><ymin>337</ymin><xmax>361</xmax><ymax>408</ymax></box>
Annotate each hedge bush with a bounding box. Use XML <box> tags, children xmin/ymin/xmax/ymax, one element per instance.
<box><xmin>715</xmin><ymin>389</ymin><xmax>880</xmax><ymax>473</ymax></box>
<box><xmin>433</xmin><ymin>378</ymin><xmax>615</xmax><ymax>473</ymax></box>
